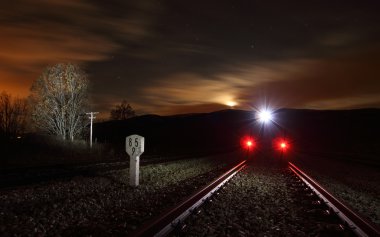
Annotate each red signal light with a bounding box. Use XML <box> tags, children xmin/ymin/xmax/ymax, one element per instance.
<box><xmin>241</xmin><ymin>136</ymin><xmax>255</xmax><ymax>151</ymax></box>
<box><xmin>273</xmin><ymin>137</ymin><xmax>290</xmax><ymax>153</ymax></box>
<box><xmin>245</xmin><ymin>139</ymin><xmax>255</xmax><ymax>149</ymax></box>
<box><xmin>278</xmin><ymin>140</ymin><xmax>289</xmax><ymax>151</ymax></box>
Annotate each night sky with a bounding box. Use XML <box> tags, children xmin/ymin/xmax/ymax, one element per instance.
<box><xmin>1</xmin><ymin>0</ymin><xmax>380</xmax><ymax>116</ymax></box>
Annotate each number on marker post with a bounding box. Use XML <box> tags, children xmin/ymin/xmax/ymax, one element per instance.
<box><xmin>126</xmin><ymin>135</ymin><xmax>144</xmax><ymax>157</ymax></box>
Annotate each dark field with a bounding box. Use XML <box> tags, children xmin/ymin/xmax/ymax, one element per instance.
<box><xmin>2</xmin><ymin>152</ymin><xmax>376</xmax><ymax>236</ymax></box>
<box><xmin>0</xmin><ymin>153</ymin><xmax>238</xmax><ymax>236</ymax></box>
<box><xmin>1</xmin><ymin>109</ymin><xmax>380</xmax><ymax>236</ymax></box>
<box><xmin>2</xmin><ymin>109</ymin><xmax>380</xmax><ymax>168</ymax></box>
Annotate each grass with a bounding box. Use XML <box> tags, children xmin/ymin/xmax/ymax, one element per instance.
<box><xmin>0</xmin><ymin>134</ymin><xmax>119</xmax><ymax>168</ymax></box>
<box><xmin>0</xmin><ymin>153</ymin><xmax>237</xmax><ymax>236</ymax></box>
<box><xmin>108</xmin><ymin>156</ymin><xmax>228</xmax><ymax>188</ymax></box>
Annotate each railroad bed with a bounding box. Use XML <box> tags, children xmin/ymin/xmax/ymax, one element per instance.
<box><xmin>134</xmin><ymin>157</ymin><xmax>380</xmax><ymax>237</ymax></box>
<box><xmin>175</xmin><ymin>161</ymin><xmax>352</xmax><ymax>236</ymax></box>
<box><xmin>1</xmin><ymin>153</ymin><xmax>379</xmax><ymax>236</ymax></box>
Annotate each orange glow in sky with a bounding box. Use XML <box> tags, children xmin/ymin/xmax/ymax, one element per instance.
<box><xmin>226</xmin><ymin>101</ymin><xmax>237</xmax><ymax>107</ymax></box>
<box><xmin>1</xmin><ymin>1</ymin><xmax>380</xmax><ymax>116</ymax></box>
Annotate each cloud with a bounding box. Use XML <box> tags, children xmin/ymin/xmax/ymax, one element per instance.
<box><xmin>304</xmin><ymin>95</ymin><xmax>380</xmax><ymax>109</ymax></box>
<box><xmin>318</xmin><ymin>32</ymin><xmax>360</xmax><ymax>47</ymax></box>
<box><xmin>0</xmin><ymin>23</ymin><xmax>118</xmax><ymax>63</ymax></box>
<box><xmin>157</xmin><ymin>103</ymin><xmax>230</xmax><ymax>115</ymax></box>
<box><xmin>2</xmin><ymin>0</ymin><xmax>380</xmax><ymax>115</ymax></box>
<box><xmin>135</xmin><ymin>60</ymin><xmax>301</xmax><ymax>114</ymax></box>
<box><xmin>140</xmin><ymin>73</ymin><xmax>243</xmax><ymax>113</ymax></box>
<box><xmin>0</xmin><ymin>0</ymin><xmax>154</xmax><ymax>95</ymax></box>
<box><xmin>135</xmin><ymin>44</ymin><xmax>380</xmax><ymax>115</ymax></box>
<box><xmin>236</xmin><ymin>45</ymin><xmax>380</xmax><ymax>110</ymax></box>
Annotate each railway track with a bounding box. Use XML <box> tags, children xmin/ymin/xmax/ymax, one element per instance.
<box><xmin>289</xmin><ymin>162</ymin><xmax>380</xmax><ymax>237</ymax></box>
<box><xmin>132</xmin><ymin>159</ymin><xmax>380</xmax><ymax>237</ymax></box>
<box><xmin>131</xmin><ymin>160</ymin><xmax>247</xmax><ymax>236</ymax></box>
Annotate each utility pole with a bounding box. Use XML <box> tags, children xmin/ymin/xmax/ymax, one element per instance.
<box><xmin>86</xmin><ymin>112</ymin><xmax>99</xmax><ymax>148</ymax></box>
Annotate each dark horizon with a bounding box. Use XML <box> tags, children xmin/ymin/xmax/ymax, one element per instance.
<box><xmin>93</xmin><ymin>107</ymin><xmax>380</xmax><ymax>161</ymax></box>
<box><xmin>97</xmin><ymin>107</ymin><xmax>380</xmax><ymax>120</ymax></box>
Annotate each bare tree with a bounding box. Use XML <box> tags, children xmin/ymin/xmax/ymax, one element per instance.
<box><xmin>110</xmin><ymin>100</ymin><xmax>136</xmax><ymax>120</ymax></box>
<box><xmin>30</xmin><ymin>63</ymin><xmax>89</xmax><ymax>141</ymax></box>
<box><xmin>0</xmin><ymin>91</ymin><xmax>28</xmax><ymax>139</ymax></box>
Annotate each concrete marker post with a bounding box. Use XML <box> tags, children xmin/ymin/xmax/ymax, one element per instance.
<box><xmin>126</xmin><ymin>134</ymin><xmax>145</xmax><ymax>186</ymax></box>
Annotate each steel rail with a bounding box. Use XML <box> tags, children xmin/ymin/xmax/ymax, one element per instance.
<box><xmin>130</xmin><ymin>159</ymin><xmax>247</xmax><ymax>237</ymax></box>
<box><xmin>289</xmin><ymin>162</ymin><xmax>380</xmax><ymax>237</ymax></box>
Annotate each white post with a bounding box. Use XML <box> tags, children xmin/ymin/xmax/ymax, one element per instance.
<box><xmin>130</xmin><ymin>155</ymin><xmax>140</xmax><ymax>186</ymax></box>
<box><xmin>86</xmin><ymin>112</ymin><xmax>99</xmax><ymax>148</ymax></box>
<box><xmin>126</xmin><ymin>135</ymin><xmax>145</xmax><ymax>186</ymax></box>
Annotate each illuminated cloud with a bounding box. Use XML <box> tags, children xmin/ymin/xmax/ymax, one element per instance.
<box><xmin>140</xmin><ymin>73</ymin><xmax>244</xmax><ymax>113</ymax></box>
<box><xmin>134</xmin><ymin>44</ymin><xmax>380</xmax><ymax>115</ymax></box>
<box><xmin>135</xmin><ymin>61</ymin><xmax>291</xmax><ymax>114</ymax></box>
<box><xmin>236</xmin><ymin>45</ymin><xmax>380</xmax><ymax>110</ymax></box>
<box><xmin>1</xmin><ymin>0</ymin><xmax>379</xmax><ymax>115</ymax></box>
<box><xmin>0</xmin><ymin>0</ymin><xmax>154</xmax><ymax>95</ymax></box>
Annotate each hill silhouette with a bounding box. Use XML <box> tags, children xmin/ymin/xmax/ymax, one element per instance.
<box><xmin>94</xmin><ymin>109</ymin><xmax>380</xmax><ymax>162</ymax></box>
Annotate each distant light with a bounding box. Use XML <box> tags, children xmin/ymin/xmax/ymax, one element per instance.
<box><xmin>273</xmin><ymin>137</ymin><xmax>290</xmax><ymax>154</ymax></box>
<box><xmin>258</xmin><ymin>109</ymin><xmax>273</xmax><ymax>123</ymax></box>
<box><xmin>245</xmin><ymin>139</ymin><xmax>255</xmax><ymax>150</ymax></box>
<box><xmin>278</xmin><ymin>140</ymin><xmax>289</xmax><ymax>151</ymax></box>
<box><xmin>241</xmin><ymin>136</ymin><xmax>255</xmax><ymax>150</ymax></box>
<box><xmin>226</xmin><ymin>101</ymin><xmax>237</xmax><ymax>107</ymax></box>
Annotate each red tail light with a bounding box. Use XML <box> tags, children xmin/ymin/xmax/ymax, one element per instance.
<box><xmin>278</xmin><ymin>140</ymin><xmax>288</xmax><ymax>151</ymax></box>
<box><xmin>273</xmin><ymin>137</ymin><xmax>290</xmax><ymax>152</ymax></box>
<box><xmin>241</xmin><ymin>136</ymin><xmax>255</xmax><ymax>151</ymax></box>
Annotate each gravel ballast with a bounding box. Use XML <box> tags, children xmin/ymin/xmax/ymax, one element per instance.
<box><xmin>292</xmin><ymin>152</ymin><xmax>380</xmax><ymax>225</ymax></box>
<box><xmin>179</xmin><ymin>158</ymin><xmax>350</xmax><ymax>236</ymax></box>
<box><xmin>0</xmin><ymin>153</ymin><xmax>238</xmax><ymax>236</ymax></box>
